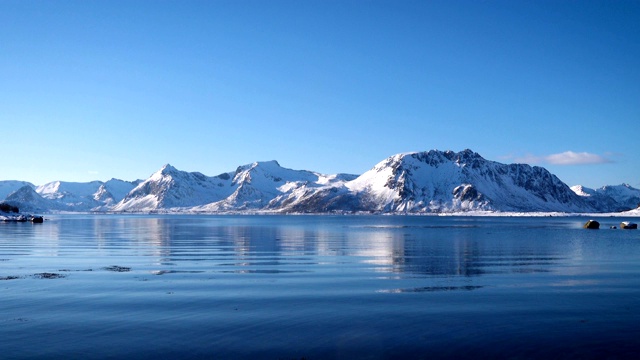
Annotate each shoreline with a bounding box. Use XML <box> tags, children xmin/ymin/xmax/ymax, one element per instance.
<box><xmin>20</xmin><ymin>210</ymin><xmax>640</xmax><ymax>218</ymax></box>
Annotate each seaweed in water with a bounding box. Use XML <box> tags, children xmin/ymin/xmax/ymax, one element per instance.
<box><xmin>58</xmin><ymin>269</ymin><xmax>94</xmax><ymax>272</ymax></box>
<box><xmin>378</xmin><ymin>285</ymin><xmax>484</xmax><ymax>293</ymax></box>
<box><xmin>103</xmin><ymin>265</ymin><xmax>131</xmax><ymax>272</ymax></box>
<box><xmin>152</xmin><ymin>270</ymin><xmax>205</xmax><ymax>275</ymax></box>
<box><xmin>0</xmin><ymin>275</ymin><xmax>21</xmax><ymax>280</ymax></box>
<box><xmin>32</xmin><ymin>273</ymin><xmax>66</xmax><ymax>279</ymax></box>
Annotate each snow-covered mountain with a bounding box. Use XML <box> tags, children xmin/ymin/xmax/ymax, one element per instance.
<box><xmin>278</xmin><ymin>149</ymin><xmax>593</xmax><ymax>213</ymax></box>
<box><xmin>112</xmin><ymin>164</ymin><xmax>235</xmax><ymax>211</ymax></box>
<box><xmin>114</xmin><ymin>150</ymin><xmax>593</xmax><ymax>213</ymax></box>
<box><xmin>4</xmin><ymin>185</ymin><xmax>63</xmax><ymax>212</ymax></box>
<box><xmin>113</xmin><ymin>161</ymin><xmax>356</xmax><ymax>212</ymax></box>
<box><xmin>0</xmin><ymin>181</ymin><xmax>35</xmax><ymax>199</ymax></box>
<box><xmin>36</xmin><ymin>180</ymin><xmax>104</xmax><ymax>210</ymax></box>
<box><xmin>1</xmin><ymin>149</ymin><xmax>637</xmax><ymax>214</ymax></box>
<box><xmin>0</xmin><ymin>178</ymin><xmax>139</xmax><ymax>212</ymax></box>
<box><xmin>35</xmin><ymin>179</ymin><xmax>139</xmax><ymax>211</ymax></box>
<box><xmin>199</xmin><ymin>161</ymin><xmax>356</xmax><ymax>211</ymax></box>
<box><xmin>571</xmin><ymin>183</ymin><xmax>640</xmax><ymax>212</ymax></box>
<box><xmin>93</xmin><ymin>179</ymin><xmax>142</xmax><ymax>210</ymax></box>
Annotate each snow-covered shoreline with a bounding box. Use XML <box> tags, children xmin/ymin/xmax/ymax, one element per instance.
<box><xmin>0</xmin><ymin>213</ymin><xmax>44</xmax><ymax>222</ymax></box>
<box><xmin>34</xmin><ymin>209</ymin><xmax>640</xmax><ymax>218</ymax></box>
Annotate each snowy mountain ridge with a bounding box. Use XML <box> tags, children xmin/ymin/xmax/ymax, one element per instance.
<box><xmin>371</xmin><ymin>150</ymin><xmax>579</xmax><ymax>211</ymax></box>
<box><xmin>1</xmin><ymin>149</ymin><xmax>637</xmax><ymax>214</ymax></box>
<box><xmin>1</xmin><ymin>178</ymin><xmax>140</xmax><ymax>212</ymax></box>
<box><xmin>570</xmin><ymin>183</ymin><xmax>640</xmax><ymax>212</ymax></box>
<box><xmin>114</xmin><ymin>160</ymin><xmax>357</xmax><ymax>212</ymax></box>
<box><xmin>271</xmin><ymin>149</ymin><xmax>594</xmax><ymax>213</ymax></box>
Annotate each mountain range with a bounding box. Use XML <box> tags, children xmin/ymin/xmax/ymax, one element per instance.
<box><xmin>2</xmin><ymin>149</ymin><xmax>638</xmax><ymax>214</ymax></box>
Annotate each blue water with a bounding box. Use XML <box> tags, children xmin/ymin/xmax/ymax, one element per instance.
<box><xmin>1</xmin><ymin>214</ymin><xmax>640</xmax><ymax>359</ymax></box>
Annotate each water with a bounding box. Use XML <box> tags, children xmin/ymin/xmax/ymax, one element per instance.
<box><xmin>1</xmin><ymin>214</ymin><xmax>640</xmax><ymax>359</ymax></box>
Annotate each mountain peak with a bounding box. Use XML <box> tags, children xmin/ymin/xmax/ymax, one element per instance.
<box><xmin>440</xmin><ymin>149</ymin><xmax>483</xmax><ymax>162</ymax></box>
<box><xmin>160</xmin><ymin>164</ymin><xmax>177</xmax><ymax>172</ymax></box>
<box><xmin>458</xmin><ymin>148</ymin><xmax>481</xmax><ymax>158</ymax></box>
<box><xmin>233</xmin><ymin>160</ymin><xmax>283</xmax><ymax>177</ymax></box>
<box><xmin>251</xmin><ymin>160</ymin><xmax>281</xmax><ymax>169</ymax></box>
<box><xmin>152</xmin><ymin>164</ymin><xmax>180</xmax><ymax>178</ymax></box>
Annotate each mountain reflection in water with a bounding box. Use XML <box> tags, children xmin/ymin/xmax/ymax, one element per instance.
<box><xmin>2</xmin><ymin>214</ymin><xmax>640</xmax><ymax>359</ymax></box>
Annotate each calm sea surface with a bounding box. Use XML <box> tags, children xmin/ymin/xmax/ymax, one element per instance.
<box><xmin>2</xmin><ymin>214</ymin><xmax>640</xmax><ymax>359</ymax></box>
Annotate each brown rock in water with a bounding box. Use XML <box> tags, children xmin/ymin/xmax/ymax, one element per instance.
<box><xmin>583</xmin><ymin>220</ymin><xmax>600</xmax><ymax>229</ymax></box>
<box><xmin>620</xmin><ymin>222</ymin><xmax>638</xmax><ymax>230</ymax></box>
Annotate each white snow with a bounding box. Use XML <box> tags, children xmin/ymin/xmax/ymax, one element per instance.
<box><xmin>570</xmin><ymin>185</ymin><xmax>594</xmax><ymax>197</ymax></box>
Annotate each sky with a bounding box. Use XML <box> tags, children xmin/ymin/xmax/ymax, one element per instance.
<box><xmin>1</xmin><ymin>0</ymin><xmax>639</xmax><ymax>188</ymax></box>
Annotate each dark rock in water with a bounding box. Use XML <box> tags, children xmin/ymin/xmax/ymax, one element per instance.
<box><xmin>620</xmin><ymin>222</ymin><xmax>638</xmax><ymax>230</ymax></box>
<box><xmin>610</xmin><ymin>226</ymin><xmax>617</xmax><ymax>229</ymax></box>
<box><xmin>30</xmin><ymin>215</ymin><xmax>44</xmax><ymax>223</ymax></box>
<box><xmin>583</xmin><ymin>220</ymin><xmax>600</xmax><ymax>229</ymax></box>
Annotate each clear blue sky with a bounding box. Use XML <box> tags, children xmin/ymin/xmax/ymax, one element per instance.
<box><xmin>1</xmin><ymin>0</ymin><xmax>638</xmax><ymax>188</ymax></box>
